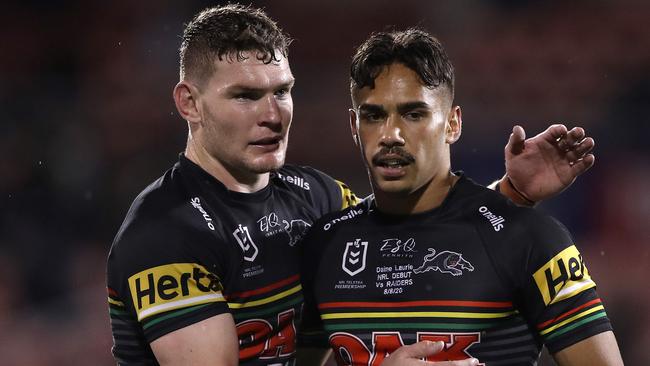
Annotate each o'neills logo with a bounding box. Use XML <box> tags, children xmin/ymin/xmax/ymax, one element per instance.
<box><xmin>191</xmin><ymin>197</ymin><xmax>215</xmax><ymax>231</ymax></box>
<box><xmin>276</xmin><ymin>172</ymin><xmax>310</xmax><ymax>190</ymax></box>
<box><xmin>128</xmin><ymin>263</ymin><xmax>225</xmax><ymax>321</ymax></box>
<box><xmin>324</xmin><ymin>208</ymin><xmax>364</xmax><ymax>231</ymax></box>
<box><xmin>478</xmin><ymin>206</ymin><xmax>505</xmax><ymax>231</ymax></box>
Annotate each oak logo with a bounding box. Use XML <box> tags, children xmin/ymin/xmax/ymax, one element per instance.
<box><xmin>329</xmin><ymin>331</ymin><xmax>481</xmax><ymax>366</ymax></box>
<box><xmin>342</xmin><ymin>239</ymin><xmax>368</xmax><ymax>276</ymax></box>
<box><xmin>128</xmin><ymin>263</ymin><xmax>224</xmax><ymax>321</ymax></box>
<box><xmin>533</xmin><ymin>245</ymin><xmax>595</xmax><ymax>305</ymax></box>
<box><xmin>238</xmin><ymin>309</ymin><xmax>296</xmax><ymax>360</ymax></box>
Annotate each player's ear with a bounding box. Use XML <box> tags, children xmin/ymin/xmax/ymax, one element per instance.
<box><xmin>173</xmin><ymin>81</ymin><xmax>202</xmax><ymax>124</ymax></box>
<box><xmin>349</xmin><ymin>108</ymin><xmax>360</xmax><ymax>146</ymax></box>
<box><xmin>445</xmin><ymin>105</ymin><xmax>462</xmax><ymax>144</ymax></box>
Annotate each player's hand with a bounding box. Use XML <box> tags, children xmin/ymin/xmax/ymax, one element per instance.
<box><xmin>380</xmin><ymin>341</ymin><xmax>479</xmax><ymax>366</ymax></box>
<box><xmin>504</xmin><ymin>124</ymin><xmax>595</xmax><ymax>203</ymax></box>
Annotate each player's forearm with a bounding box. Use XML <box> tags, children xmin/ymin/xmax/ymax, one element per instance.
<box><xmin>552</xmin><ymin>331</ymin><xmax>623</xmax><ymax>366</ymax></box>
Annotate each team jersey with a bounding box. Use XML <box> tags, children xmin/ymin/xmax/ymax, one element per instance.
<box><xmin>300</xmin><ymin>175</ymin><xmax>612</xmax><ymax>366</ymax></box>
<box><xmin>107</xmin><ymin>154</ymin><xmax>357</xmax><ymax>365</ymax></box>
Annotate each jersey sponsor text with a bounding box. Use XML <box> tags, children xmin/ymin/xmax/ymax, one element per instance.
<box><xmin>533</xmin><ymin>245</ymin><xmax>595</xmax><ymax>305</ymax></box>
<box><xmin>127</xmin><ymin>263</ymin><xmax>224</xmax><ymax>320</ymax></box>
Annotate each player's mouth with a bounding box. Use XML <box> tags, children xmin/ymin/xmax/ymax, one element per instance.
<box><xmin>250</xmin><ymin>135</ymin><xmax>283</xmax><ymax>152</ymax></box>
<box><xmin>372</xmin><ymin>149</ymin><xmax>415</xmax><ymax>178</ymax></box>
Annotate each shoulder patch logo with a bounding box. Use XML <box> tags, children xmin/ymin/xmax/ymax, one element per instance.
<box><xmin>233</xmin><ymin>224</ymin><xmax>259</xmax><ymax>262</ymax></box>
<box><xmin>342</xmin><ymin>239</ymin><xmax>368</xmax><ymax>276</ymax></box>
<box><xmin>533</xmin><ymin>245</ymin><xmax>595</xmax><ymax>305</ymax></box>
<box><xmin>413</xmin><ymin>248</ymin><xmax>474</xmax><ymax>276</ymax></box>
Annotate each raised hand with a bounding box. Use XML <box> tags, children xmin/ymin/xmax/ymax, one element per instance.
<box><xmin>503</xmin><ymin>124</ymin><xmax>595</xmax><ymax>203</ymax></box>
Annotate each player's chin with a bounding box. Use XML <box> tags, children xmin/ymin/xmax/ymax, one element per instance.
<box><xmin>372</xmin><ymin>177</ymin><xmax>413</xmax><ymax>196</ymax></box>
<box><xmin>248</xmin><ymin>153</ymin><xmax>286</xmax><ymax>173</ymax></box>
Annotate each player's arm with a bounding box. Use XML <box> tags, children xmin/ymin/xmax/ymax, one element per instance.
<box><xmin>552</xmin><ymin>331</ymin><xmax>623</xmax><ymax>366</ymax></box>
<box><xmin>151</xmin><ymin>313</ymin><xmax>239</xmax><ymax>366</ymax></box>
<box><xmin>489</xmin><ymin>124</ymin><xmax>595</xmax><ymax>205</ymax></box>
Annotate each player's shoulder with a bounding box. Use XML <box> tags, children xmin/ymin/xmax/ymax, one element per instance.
<box><xmin>311</xmin><ymin>197</ymin><xmax>371</xmax><ymax>235</ymax></box>
<box><xmin>274</xmin><ymin>164</ymin><xmax>358</xmax><ymax>212</ymax></box>
<box><xmin>109</xmin><ymin>163</ymin><xmax>209</xmax><ymax>262</ymax></box>
<box><xmin>274</xmin><ymin>164</ymin><xmax>335</xmax><ymax>191</ymax></box>
<box><xmin>455</xmin><ymin>175</ymin><xmax>570</xmax><ymax>242</ymax></box>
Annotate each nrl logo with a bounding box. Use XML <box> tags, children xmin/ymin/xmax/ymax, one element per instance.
<box><xmin>342</xmin><ymin>238</ymin><xmax>368</xmax><ymax>276</ymax></box>
<box><xmin>233</xmin><ymin>224</ymin><xmax>259</xmax><ymax>262</ymax></box>
<box><xmin>413</xmin><ymin>248</ymin><xmax>474</xmax><ymax>276</ymax></box>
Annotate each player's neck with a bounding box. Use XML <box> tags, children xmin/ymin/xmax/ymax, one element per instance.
<box><xmin>374</xmin><ymin>171</ymin><xmax>459</xmax><ymax>215</ymax></box>
<box><xmin>184</xmin><ymin>142</ymin><xmax>269</xmax><ymax>193</ymax></box>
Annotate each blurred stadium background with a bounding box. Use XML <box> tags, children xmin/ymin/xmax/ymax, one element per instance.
<box><xmin>1</xmin><ymin>0</ymin><xmax>648</xmax><ymax>364</ymax></box>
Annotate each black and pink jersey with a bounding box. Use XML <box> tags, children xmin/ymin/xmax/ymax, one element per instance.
<box><xmin>300</xmin><ymin>175</ymin><xmax>612</xmax><ymax>366</ymax></box>
<box><xmin>107</xmin><ymin>154</ymin><xmax>357</xmax><ymax>365</ymax></box>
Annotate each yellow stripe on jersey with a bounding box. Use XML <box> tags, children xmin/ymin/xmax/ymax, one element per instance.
<box><xmin>127</xmin><ymin>263</ymin><xmax>226</xmax><ymax>321</ymax></box>
<box><xmin>321</xmin><ymin>310</ymin><xmax>517</xmax><ymax>320</ymax></box>
<box><xmin>227</xmin><ymin>284</ymin><xmax>302</xmax><ymax>309</ymax></box>
<box><xmin>539</xmin><ymin>305</ymin><xmax>605</xmax><ymax>336</ymax></box>
<box><xmin>336</xmin><ymin>180</ymin><xmax>359</xmax><ymax>209</ymax></box>
<box><xmin>533</xmin><ymin>245</ymin><xmax>595</xmax><ymax>305</ymax></box>
<box><xmin>108</xmin><ymin>297</ymin><xmax>124</xmax><ymax>307</ymax></box>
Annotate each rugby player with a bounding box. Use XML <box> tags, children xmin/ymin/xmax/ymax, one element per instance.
<box><xmin>107</xmin><ymin>5</ymin><xmax>598</xmax><ymax>365</ymax></box>
<box><xmin>300</xmin><ymin>29</ymin><xmax>623</xmax><ymax>365</ymax></box>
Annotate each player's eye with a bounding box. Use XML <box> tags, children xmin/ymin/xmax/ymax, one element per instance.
<box><xmin>234</xmin><ymin>92</ymin><xmax>262</xmax><ymax>101</ymax></box>
<box><xmin>274</xmin><ymin>88</ymin><xmax>290</xmax><ymax>99</ymax></box>
<box><xmin>404</xmin><ymin>111</ymin><xmax>425</xmax><ymax>121</ymax></box>
<box><xmin>360</xmin><ymin>112</ymin><xmax>385</xmax><ymax>122</ymax></box>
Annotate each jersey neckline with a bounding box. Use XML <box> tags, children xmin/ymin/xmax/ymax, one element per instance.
<box><xmin>368</xmin><ymin>172</ymin><xmax>468</xmax><ymax>222</ymax></box>
<box><xmin>178</xmin><ymin>153</ymin><xmax>273</xmax><ymax>202</ymax></box>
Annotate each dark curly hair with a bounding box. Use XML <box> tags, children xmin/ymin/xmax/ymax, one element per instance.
<box><xmin>350</xmin><ymin>28</ymin><xmax>454</xmax><ymax>99</ymax></box>
<box><xmin>179</xmin><ymin>4</ymin><xmax>292</xmax><ymax>86</ymax></box>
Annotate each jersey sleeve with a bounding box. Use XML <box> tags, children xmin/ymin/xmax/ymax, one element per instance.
<box><xmin>106</xmin><ymin>211</ymin><xmax>231</xmax><ymax>354</ymax></box>
<box><xmin>506</xmin><ymin>211</ymin><xmax>613</xmax><ymax>354</ymax></box>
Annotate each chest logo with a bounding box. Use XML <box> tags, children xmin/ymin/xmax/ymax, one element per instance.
<box><xmin>284</xmin><ymin>219</ymin><xmax>310</xmax><ymax>247</ymax></box>
<box><xmin>342</xmin><ymin>239</ymin><xmax>368</xmax><ymax>276</ymax></box>
<box><xmin>233</xmin><ymin>224</ymin><xmax>259</xmax><ymax>262</ymax></box>
<box><xmin>413</xmin><ymin>248</ymin><xmax>474</xmax><ymax>276</ymax></box>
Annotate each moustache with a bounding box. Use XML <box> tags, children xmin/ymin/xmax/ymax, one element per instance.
<box><xmin>371</xmin><ymin>146</ymin><xmax>416</xmax><ymax>165</ymax></box>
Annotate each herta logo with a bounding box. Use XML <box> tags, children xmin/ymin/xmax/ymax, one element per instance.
<box><xmin>128</xmin><ymin>263</ymin><xmax>224</xmax><ymax>321</ymax></box>
<box><xmin>233</xmin><ymin>224</ymin><xmax>259</xmax><ymax>262</ymax></box>
<box><xmin>533</xmin><ymin>245</ymin><xmax>596</xmax><ymax>305</ymax></box>
<box><xmin>342</xmin><ymin>238</ymin><xmax>368</xmax><ymax>276</ymax></box>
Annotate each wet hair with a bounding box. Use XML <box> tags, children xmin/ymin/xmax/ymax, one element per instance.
<box><xmin>350</xmin><ymin>28</ymin><xmax>454</xmax><ymax>99</ymax></box>
<box><xmin>179</xmin><ymin>4</ymin><xmax>292</xmax><ymax>85</ymax></box>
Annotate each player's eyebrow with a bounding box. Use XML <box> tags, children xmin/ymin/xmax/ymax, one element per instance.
<box><xmin>227</xmin><ymin>80</ymin><xmax>295</xmax><ymax>93</ymax></box>
<box><xmin>358</xmin><ymin>104</ymin><xmax>386</xmax><ymax>114</ymax></box>
<box><xmin>396</xmin><ymin>101</ymin><xmax>430</xmax><ymax>114</ymax></box>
